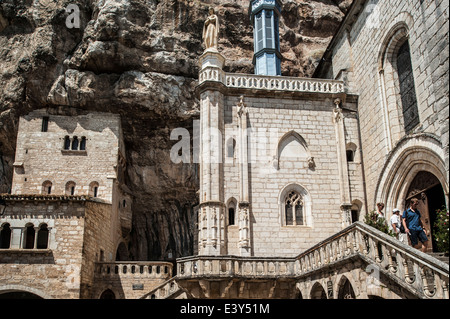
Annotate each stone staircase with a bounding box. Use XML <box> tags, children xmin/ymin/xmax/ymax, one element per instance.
<box><xmin>138</xmin><ymin>222</ymin><xmax>449</xmax><ymax>299</ymax></box>
<box><xmin>140</xmin><ymin>276</ymin><xmax>191</xmax><ymax>299</ymax></box>
<box><xmin>175</xmin><ymin>222</ymin><xmax>449</xmax><ymax>299</ymax></box>
<box><xmin>428</xmin><ymin>252</ymin><xmax>449</xmax><ymax>264</ymax></box>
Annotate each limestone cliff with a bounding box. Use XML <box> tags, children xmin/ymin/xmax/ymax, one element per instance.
<box><xmin>0</xmin><ymin>0</ymin><xmax>351</xmax><ymax>260</ymax></box>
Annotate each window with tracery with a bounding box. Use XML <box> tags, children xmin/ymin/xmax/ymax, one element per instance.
<box><xmin>284</xmin><ymin>191</ymin><xmax>304</xmax><ymax>226</ymax></box>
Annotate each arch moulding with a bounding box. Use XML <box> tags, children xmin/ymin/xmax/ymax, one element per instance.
<box><xmin>374</xmin><ymin>134</ymin><xmax>448</xmax><ymax>213</ymax></box>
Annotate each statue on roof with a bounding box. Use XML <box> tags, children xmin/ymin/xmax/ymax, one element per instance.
<box><xmin>202</xmin><ymin>7</ymin><xmax>219</xmax><ymax>51</ymax></box>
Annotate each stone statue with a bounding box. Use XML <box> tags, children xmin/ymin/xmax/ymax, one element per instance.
<box><xmin>203</xmin><ymin>7</ymin><xmax>219</xmax><ymax>51</ymax></box>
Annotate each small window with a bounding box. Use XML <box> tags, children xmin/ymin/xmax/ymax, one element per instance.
<box><xmin>226</xmin><ymin>138</ymin><xmax>236</xmax><ymax>158</ymax></box>
<box><xmin>346</xmin><ymin>150</ymin><xmax>355</xmax><ymax>162</ymax></box>
<box><xmin>346</xmin><ymin>143</ymin><xmax>357</xmax><ymax>162</ymax></box>
<box><xmin>0</xmin><ymin>223</ymin><xmax>11</xmax><ymax>249</ymax></box>
<box><xmin>65</xmin><ymin>181</ymin><xmax>76</xmax><ymax>196</ymax></box>
<box><xmin>228</xmin><ymin>208</ymin><xmax>235</xmax><ymax>226</ymax></box>
<box><xmin>41</xmin><ymin>117</ymin><xmax>49</xmax><ymax>132</ymax></box>
<box><xmin>37</xmin><ymin>224</ymin><xmax>49</xmax><ymax>249</ymax></box>
<box><xmin>64</xmin><ymin>136</ymin><xmax>71</xmax><ymax>150</ymax></box>
<box><xmin>71</xmin><ymin>136</ymin><xmax>79</xmax><ymax>150</ymax></box>
<box><xmin>89</xmin><ymin>181</ymin><xmax>99</xmax><ymax>197</ymax></box>
<box><xmin>227</xmin><ymin>198</ymin><xmax>237</xmax><ymax>226</ymax></box>
<box><xmin>42</xmin><ymin>181</ymin><xmax>52</xmax><ymax>195</ymax></box>
<box><xmin>80</xmin><ymin>137</ymin><xmax>86</xmax><ymax>151</ymax></box>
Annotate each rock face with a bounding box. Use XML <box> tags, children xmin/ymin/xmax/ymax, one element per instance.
<box><xmin>0</xmin><ymin>0</ymin><xmax>351</xmax><ymax>260</ymax></box>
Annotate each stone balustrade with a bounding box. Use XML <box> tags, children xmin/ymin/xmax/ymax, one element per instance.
<box><xmin>177</xmin><ymin>255</ymin><xmax>296</xmax><ymax>279</ymax></box>
<box><xmin>177</xmin><ymin>222</ymin><xmax>449</xmax><ymax>299</ymax></box>
<box><xmin>141</xmin><ymin>277</ymin><xmax>182</xmax><ymax>299</ymax></box>
<box><xmin>199</xmin><ymin>68</ymin><xmax>345</xmax><ymax>94</ymax></box>
<box><xmin>96</xmin><ymin>261</ymin><xmax>173</xmax><ymax>279</ymax></box>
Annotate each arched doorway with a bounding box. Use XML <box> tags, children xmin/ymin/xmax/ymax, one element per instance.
<box><xmin>0</xmin><ymin>291</ymin><xmax>43</xmax><ymax>299</ymax></box>
<box><xmin>337</xmin><ymin>277</ymin><xmax>356</xmax><ymax>299</ymax></box>
<box><xmin>99</xmin><ymin>289</ymin><xmax>116</xmax><ymax>299</ymax></box>
<box><xmin>310</xmin><ymin>282</ymin><xmax>327</xmax><ymax>299</ymax></box>
<box><xmin>405</xmin><ymin>171</ymin><xmax>446</xmax><ymax>253</ymax></box>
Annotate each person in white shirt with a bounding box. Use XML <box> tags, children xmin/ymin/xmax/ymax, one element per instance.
<box><xmin>390</xmin><ymin>208</ymin><xmax>407</xmax><ymax>244</ymax></box>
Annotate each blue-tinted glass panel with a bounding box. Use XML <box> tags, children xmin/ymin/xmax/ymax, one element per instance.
<box><xmin>256</xmin><ymin>13</ymin><xmax>263</xmax><ymax>52</ymax></box>
<box><xmin>266</xmin><ymin>53</ymin><xmax>276</xmax><ymax>75</ymax></box>
<box><xmin>265</xmin><ymin>10</ymin><xmax>273</xmax><ymax>49</ymax></box>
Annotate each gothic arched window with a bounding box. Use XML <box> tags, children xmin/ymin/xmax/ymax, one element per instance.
<box><xmin>227</xmin><ymin>198</ymin><xmax>237</xmax><ymax>226</ymax></box>
<box><xmin>284</xmin><ymin>191</ymin><xmax>304</xmax><ymax>226</ymax></box>
<box><xmin>396</xmin><ymin>40</ymin><xmax>419</xmax><ymax>134</ymax></box>
<box><xmin>279</xmin><ymin>184</ymin><xmax>311</xmax><ymax>227</ymax></box>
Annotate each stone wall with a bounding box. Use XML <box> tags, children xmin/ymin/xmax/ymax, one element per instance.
<box><xmin>12</xmin><ymin>109</ymin><xmax>124</xmax><ymax>204</ymax></box>
<box><xmin>222</xmin><ymin>92</ymin><xmax>364</xmax><ymax>257</ymax></box>
<box><xmin>0</xmin><ymin>198</ymin><xmax>88</xmax><ymax>298</ymax></box>
<box><xmin>0</xmin><ymin>198</ymin><xmax>131</xmax><ymax>299</ymax></box>
<box><xmin>317</xmin><ymin>0</ymin><xmax>449</xmax><ymax>215</ymax></box>
<box><xmin>80</xmin><ymin>201</ymin><xmax>120</xmax><ymax>298</ymax></box>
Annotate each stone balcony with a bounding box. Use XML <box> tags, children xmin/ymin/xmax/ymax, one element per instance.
<box><xmin>198</xmin><ymin>67</ymin><xmax>345</xmax><ymax>95</ymax></box>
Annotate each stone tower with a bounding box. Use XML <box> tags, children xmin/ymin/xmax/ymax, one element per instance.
<box><xmin>250</xmin><ymin>0</ymin><xmax>282</xmax><ymax>76</ymax></box>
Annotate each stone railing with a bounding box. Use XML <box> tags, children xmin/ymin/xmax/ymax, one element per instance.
<box><xmin>177</xmin><ymin>222</ymin><xmax>449</xmax><ymax>299</ymax></box>
<box><xmin>199</xmin><ymin>68</ymin><xmax>345</xmax><ymax>94</ymax></box>
<box><xmin>96</xmin><ymin>261</ymin><xmax>173</xmax><ymax>279</ymax></box>
<box><xmin>140</xmin><ymin>276</ymin><xmax>184</xmax><ymax>299</ymax></box>
<box><xmin>177</xmin><ymin>255</ymin><xmax>295</xmax><ymax>279</ymax></box>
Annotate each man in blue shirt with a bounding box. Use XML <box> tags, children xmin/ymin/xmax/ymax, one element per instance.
<box><xmin>402</xmin><ymin>198</ymin><xmax>429</xmax><ymax>252</ymax></box>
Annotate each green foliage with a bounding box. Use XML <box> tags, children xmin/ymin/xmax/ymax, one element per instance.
<box><xmin>364</xmin><ymin>211</ymin><xmax>395</xmax><ymax>237</ymax></box>
<box><xmin>433</xmin><ymin>207</ymin><xmax>449</xmax><ymax>253</ymax></box>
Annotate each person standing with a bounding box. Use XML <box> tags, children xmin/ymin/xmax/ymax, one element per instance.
<box><xmin>402</xmin><ymin>198</ymin><xmax>428</xmax><ymax>252</ymax></box>
<box><xmin>375</xmin><ymin>202</ymin><xmax>385</xmax><ymax>220</ymax></box>
<box><xmin>390</xmin><ymin>208</ymin><xmax>407</xmax><ymax>244</ymax></box>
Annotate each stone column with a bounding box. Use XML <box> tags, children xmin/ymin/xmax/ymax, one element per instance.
<box><xmin>10</xmin><ymin>227</ymin><xmax>22</xmax><ymax>249</ymax></box>
<box><xmin>237</xmin><ymin>96</ymin><xmax>251</xmax><ymax>256</ymax></box>
<box><xmin>33</xmin><ymin>226</ymin><xmax>39</xmax><ymax>249</ymax></box>
<box><xmin>332</xmin><ymin>98</ymin><xmax>352</xmax><ymax>228</ymax></box>
<box><xmin>197</xmin><ymin>50</ymin><xmax>226</xmax><ymax>256</ymax></box>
